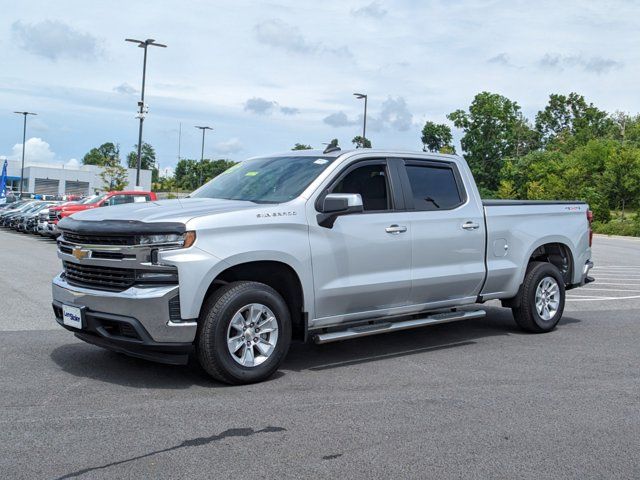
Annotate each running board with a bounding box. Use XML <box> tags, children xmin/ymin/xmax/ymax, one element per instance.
<box><xmin>313</xmin><ymin>309</ymin><xmax>486</xmax><ymax>344</ymax></box>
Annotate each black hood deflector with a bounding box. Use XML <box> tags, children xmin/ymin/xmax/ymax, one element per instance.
<box><xmin>58</xmin><ymin>217</ymin><xmax>186</xmax><ymax>235</ymax></box>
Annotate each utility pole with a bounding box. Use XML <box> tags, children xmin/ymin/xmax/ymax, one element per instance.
<box><xmin>353</xmin><ymin>93</ymin><xmax>368</xmax><ymax>147</ymax></box>
<box><xmin>125</xmin><ymin>38</ymin><xmax>167</xmax><ymax>187</ymax></box>
<box><xmin>195</xmin><ymin>125</ymin><xmax>213</xmax><ymax>186</ymax></box>
<box><xmin>13</xmin><ymin>111</ymin><xmax>37</xmax><ymax>197</ymax></box>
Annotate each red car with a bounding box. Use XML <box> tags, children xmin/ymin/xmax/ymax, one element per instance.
<box><xmin>47</xmin><ymin>190</ymin><xmax>157</xmax><ymax>237</ymax></box>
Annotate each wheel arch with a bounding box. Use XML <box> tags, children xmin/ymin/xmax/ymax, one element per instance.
<box><xmin>203</xmin><ymin>260</ymin><xmax>307</xmax><ymax>341</ymax></box>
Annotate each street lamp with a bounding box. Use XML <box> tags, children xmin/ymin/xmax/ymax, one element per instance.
<box><xmin>13</xmin><ymin>111</ymin><xmax>37</xmax><ymax>197</ymax></box>
<box><xmin>125</xmin><ymin>38</ymin><xmax>167</xmax><ymax>187</ymax></box>
<box><xmin>353</xmin><ymin>93</ymin><xmax>368</xmax><ymax>147</ymax></box>
<box><xmin>195</xmin><ymin>126</ymin><xmax>213</xmax><ymax>186</ymax></box>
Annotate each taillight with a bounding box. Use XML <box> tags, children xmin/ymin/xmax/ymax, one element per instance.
<box><xmin>587</xmin><ymin>210</ymin><xmax>593</xmax><ymax>247</ymax></box>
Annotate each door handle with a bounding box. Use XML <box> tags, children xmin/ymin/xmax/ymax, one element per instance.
<box><xmin>385</xmin><ymin>224</ymin><xmax>407</xmax><ymax>234</ymax></box>
<box><xmin>461</xmin><ymin>221</ymin><xmax>480</xmax><ymax>230</ymax></box>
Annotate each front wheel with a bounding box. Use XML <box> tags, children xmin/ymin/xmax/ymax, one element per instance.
<box><xmin>196</xmin><ymin>281</ymin><xmax>291</xmax><ymax>385</ymax></box>
<box><xmin>512</xmin><ymin>261</ymin><xmax>566</xmax><ymax>333</ymax></box>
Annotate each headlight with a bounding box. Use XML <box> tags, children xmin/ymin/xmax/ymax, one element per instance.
<box><xmin>138</xmin><ymin>231</ymin><xmax>196</xmax><ymax>248</ymax></box>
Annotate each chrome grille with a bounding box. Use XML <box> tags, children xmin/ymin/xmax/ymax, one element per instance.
<box><xmin>49</xmin><ymin>210</ymin><xmax>57</xmax><ymax>222</ymax></box>
<box><xmin>63</xmin><ymin>261</ymin><xmax>136</xmax><ymax>291</ymax></box>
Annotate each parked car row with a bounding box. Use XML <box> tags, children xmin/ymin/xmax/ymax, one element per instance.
<box><xmin>0</xmin><ymin>190</ymin><xmax>158</xmax><ymax>238</ymax></box>
<box><xmin>0</xmin><ymin>200</ymin><xmax>60</xmax><ymax>234</ymax></box>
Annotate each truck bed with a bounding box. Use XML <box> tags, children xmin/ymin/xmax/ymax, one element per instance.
<box><xmin>480</xmin><ymin>200</ymin><xmax>591</xmax><ymax>301</ymax></box>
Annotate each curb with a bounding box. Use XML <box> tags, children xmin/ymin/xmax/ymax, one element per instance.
<box><xmin>593</xmin><ymin>233</ymin><xmax>640</xmax><ymax>241</ymax></box>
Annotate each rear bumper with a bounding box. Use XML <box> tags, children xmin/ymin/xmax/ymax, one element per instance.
<box><xmin>52</xmin><ymin>274</ymin><xmax>197</xmax><ymax>364</ymax></box>
<box><xmin>568</xmin><ymin>260</ymin><xmax>594</xmax><ymax>289</ymax></box>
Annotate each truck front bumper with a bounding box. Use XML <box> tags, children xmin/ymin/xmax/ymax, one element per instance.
<box><xmin>52</xmin><ymin>274</ymin><xmax>197</xmax><ymax>365</ymax></box>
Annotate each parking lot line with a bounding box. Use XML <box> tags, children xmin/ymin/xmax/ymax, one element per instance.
<box><xmin>567</xmin><ymin>295</ymin><xmax>640</xmax><ymax>301</ymax></box>
<box><xmin>580</xmin><ymin>287</ymin><xmax>640</xmax><ymax>292</ymax></box>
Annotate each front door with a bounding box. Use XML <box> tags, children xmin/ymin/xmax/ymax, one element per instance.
<box><xmin>307</xmin><ymin>159</ymin><xmax>412</xmax><ymax>326</ymax></box>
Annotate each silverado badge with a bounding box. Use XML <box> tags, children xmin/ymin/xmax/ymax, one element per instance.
<box><xmin>72</xmin><ymin>247</ymin><xmax>91</xmax><ymax>260</ymax></box>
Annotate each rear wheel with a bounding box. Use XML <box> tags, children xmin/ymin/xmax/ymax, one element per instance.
<box><xmin>196</xmin><ymin>281</ymin><xmax>291</xmax><ymax>385</ymax></box>
<box><xmin>512</xmin><ymin>261</ymin><xmax>565</xmax><ymax>333</ymax></box>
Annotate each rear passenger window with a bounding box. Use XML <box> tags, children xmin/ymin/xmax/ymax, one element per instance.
<box><xmin>406</xmin><ymin>164</ymin><xmax>462</xmax><ymax>210</ymax></box>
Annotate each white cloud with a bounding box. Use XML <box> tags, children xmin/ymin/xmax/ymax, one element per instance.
<box><xmin>215</xmin><ymin>138</ymin><xmax>243</xmax><ymax>154</ymax></box>
<box><xmin>245</xmin><ymin>97</ymin><xmax>277</xmax><ymax>115</ymax></box>
<box><xmin>113</xmin><ymin>83</ymin><xmax>138</xmax><ymax>95</ymax></box>
<box><xmin>351</xmin><ymin>2</ymin><xmax>388</xmax><ymax>18</ymax></box>
<box><xmin>254</xmin><ymin>18</ymin><xmax>352</xmax><ymax>57</ymax></box>
<box><xmin>323</xmin><ymin>111</ymin><xmax>358</xmax><ymax>128</ymax></box>
<box><xmin>538</xmin><ymin>53</ymin><xmax>622</xmax><ymax>74</ymax></box>
<box><xmin>280</xmin><ymin>106</ymin><xmax>299</xmax><ymax>115</ymax></box>
<box><xmin>10</xmin><ymin>138</ymin><xmax>55</xmax><ymax>163</ymax></box>
<box><xmin>324</xmin><ymin>97</ymin><xmax>413</xmax><ymax>132</ymax></box>
<box><xmin>11</xmin><ymin>20</ymin><xmax>104</xmax><ymax>61</ymax></box>
<box><xmin>65</xmin><ymin>158</ymin><xmax>80</xmax><ymax>168</ymax></box>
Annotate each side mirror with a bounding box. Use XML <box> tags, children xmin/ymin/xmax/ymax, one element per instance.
<box><xmin>317</xmin><ymin>193</ymin><xmax>363</xmax><ymax>228</ymax></box>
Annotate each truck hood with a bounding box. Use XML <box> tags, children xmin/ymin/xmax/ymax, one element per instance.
<box><xmin>68</xmin><ymin>198</ymin><xmax>262</xmax><ymax>224</ymax></box>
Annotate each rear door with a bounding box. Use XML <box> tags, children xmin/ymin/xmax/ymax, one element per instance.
<box><xmin>400</xmin><ymin>159</ymin><xmax>486</xmax><ymax>306</ymax></box>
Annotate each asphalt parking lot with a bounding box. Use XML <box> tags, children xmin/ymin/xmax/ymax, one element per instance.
<box><xmin>1</xmin><ymin>230</ymin><xmax>639</xmax><ymax>479</ymax></box>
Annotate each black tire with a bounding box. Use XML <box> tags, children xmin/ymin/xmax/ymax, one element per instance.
<box><xmin>196</xmin><ymin>281</ymin><xmax>292</xmax><ymax>385</ymax></box>
<box><xmin>512</xmin><ymin>261</ymin><xmax>565</xmax><ymax>333</ymax></box>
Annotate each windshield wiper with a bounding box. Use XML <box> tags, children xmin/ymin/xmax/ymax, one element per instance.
<box><xmin>424</xmin><ymin>196</ymin><xmax>440</xmax><ymax>208</ymax></box>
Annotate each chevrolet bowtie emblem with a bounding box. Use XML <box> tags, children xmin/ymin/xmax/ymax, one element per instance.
<box><xmin>72</xmin><ymin>246</ymin><xmax>91</xmax><ymax>260</ymax></box>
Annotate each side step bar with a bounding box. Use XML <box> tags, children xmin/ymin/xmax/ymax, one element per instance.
<box><xmin>313</xmin><ymin>309</ymin><xmax>486</xmax><ymax>344</ymax></box>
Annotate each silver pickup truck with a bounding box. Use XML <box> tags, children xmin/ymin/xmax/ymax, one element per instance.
<box><xmin>53</xmin><ymin>148</ymin><xmax>594</xmax><ymax>384</ymax></box>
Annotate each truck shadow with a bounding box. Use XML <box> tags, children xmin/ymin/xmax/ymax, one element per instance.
<box><xmin>49</xmin><ymin>306</ymin><xmax>581</xmax><ymax>388</ymax></box>
<box><xmin>282</xmin><ymin>306</ymin><xmax>580</xmax><ymax>372</ymax></box>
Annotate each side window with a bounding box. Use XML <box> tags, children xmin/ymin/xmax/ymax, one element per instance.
<box><xmin>405</xmin><ymin>164</ymin><xmax>463</xmax><ymax>211</ymax></box>
<box><xmin>332</xmin><ymin>164</ymin><xmax>391</xmax><ymax>211</ymax></box>
<box><xmin>109</xmin><ymin>195</ymin><xmax>134</xmax><ymax>206</ymax></box>
<box><xmin>132</xmin><ymin>195</ymin><xmax>148</xmax><ymax>203</ymax></box>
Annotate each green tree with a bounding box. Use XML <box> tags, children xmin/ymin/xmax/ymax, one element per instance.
<box><xmin>448</xmin><ymin>92</ymin><xmax>537</xmax><ymax>192</ymax></box>
<box><xmin>421</xmin><ymin>121</ymin><xmax>454</xmax><ymax>153</ymax></box>
<box><xmin>535</xmin><ymin>92</ymin><xmax>612</xmax><ymax>150</ymax></box>
<box><xmin>608</xmin><ymin>112</ymin><xmax>640</xmax><ymax>146</ymax></box>
<box><xmin>292</xmin><ymin>143</ymin><xmax>313</xmax><ymax>150</ymax></box>
<box><xmin>602</xmin><ymin>145</ymin><xmax>640</xmax><ymax>215</ymax></box>
<box><xmin>126</xmin><ymin>143</ymin><xmax>156</xmax><ymax>170</ymax></box>
<box><xmin>351</xmin><ymin>136</ymin><xmax>372</xmax><ymax>148</ymax></box>
<box><xmin>99</xmin><ymin>163</ymin><xmax>128</xmax><ymax>191</ymax></box>
<box><xmin>174</xmin><ymin>158</ymin><xmax>237</xmax><ymax>190</ymax></box>
<box><xmin>82</xmin><ymin>142</ymin><xmax>120</xmax><ymax>166</ymax></box>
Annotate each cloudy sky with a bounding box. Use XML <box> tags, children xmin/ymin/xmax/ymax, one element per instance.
<box><xmin>1</xmin><ymin>0</ymin><xmax>639</xmax><ymax>173</ymax></box>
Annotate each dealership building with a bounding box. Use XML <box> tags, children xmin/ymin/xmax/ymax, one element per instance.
<box><xmin>3</xmin><ymin>159</ymin><xmax>152</xmax><ymax>196</ymax></box>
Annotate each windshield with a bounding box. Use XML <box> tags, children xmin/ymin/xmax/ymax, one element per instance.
<box><xmin>83</xmin><ymin>194</ymin><xmax>107</xmax><ymax>205</ymax></box>
<box><xmin>191</xmin><ymin>155</ymin><xmax>337</xmax><ymax>204</ymax></box>
<box><xmin>81</xmin><ymin>195</ymin><xmax>99</xmax><ymax>204</ymax></box>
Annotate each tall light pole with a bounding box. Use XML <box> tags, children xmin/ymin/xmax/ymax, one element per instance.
<box><xmin>353</xmin><ymin>93</ymin><xmax>367</xmax><ymax>147</ymax></box>
<box><xmin>13</xmin><ymin>111</ymin><xmax>37</xmax><ymax>197</ymax></box>
<box><xmin>195</xmin><ymin>125</ymin><xmax>213</xmax><ymax>186</ymax></box>
<box><xmin>125</xmin><ymin>38</ymin><xmax>167</xmax><ymax>187</ymax></box>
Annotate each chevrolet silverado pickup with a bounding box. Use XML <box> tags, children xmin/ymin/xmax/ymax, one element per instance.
<box><xmin>53</xmin><ymin>149</ymin><xmax>594</xmax><ymax>384</ymax></box>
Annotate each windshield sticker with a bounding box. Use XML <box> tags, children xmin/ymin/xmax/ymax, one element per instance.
<box><xmin>314</xmin><ymin>159</ymin><xmax>329</xmax><ymax>165</ymax></box>
<box><xmin>245</xmin><ymin>171</ymin><xmax>259</xmax><ymax>176</ymax></box>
